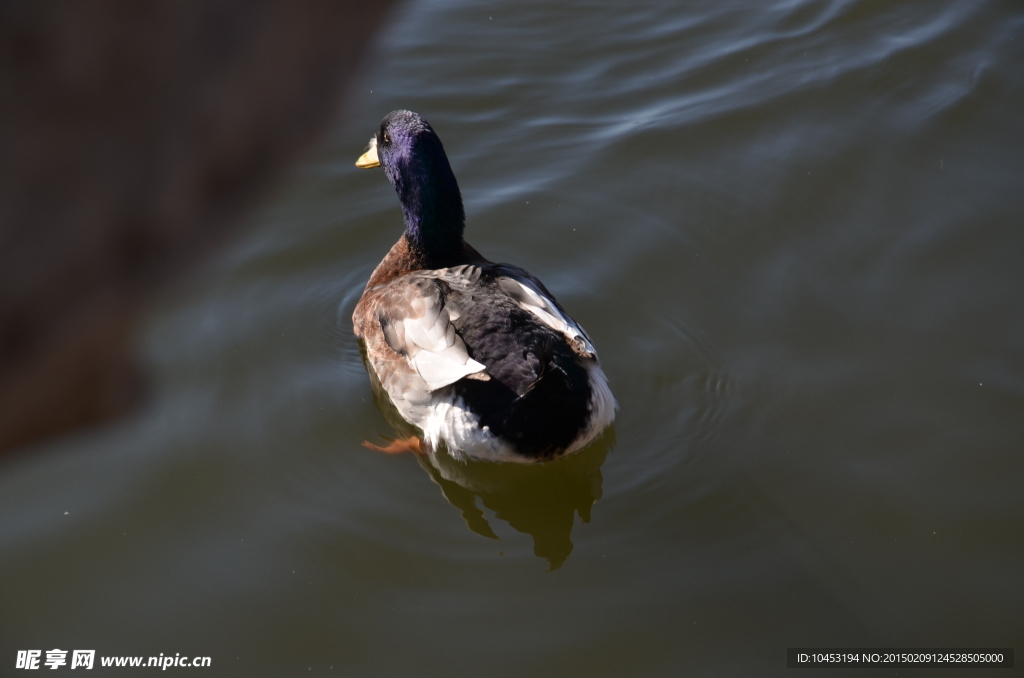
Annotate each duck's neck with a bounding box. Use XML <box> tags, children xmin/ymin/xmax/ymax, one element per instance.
<box><xmin>389</xmin><ymin>148</ymin><xmax>466</xmax><ymax>267</ymax></box>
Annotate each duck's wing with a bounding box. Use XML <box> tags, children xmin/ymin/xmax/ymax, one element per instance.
<box><xmin>364</xmin><ymin>274</ymin><xmax>487</xmax><ymax>392</ymax></box>
<box><xmin>489</xmin><ymin>264</ymin><xmax>598</xmax><ymax>360</ymax></box>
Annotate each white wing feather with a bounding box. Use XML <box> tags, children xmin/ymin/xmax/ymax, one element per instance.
<box><xmin>378</xmin><ymin>278</ymin><xmax>486</xmax><ymax>392</ymax></box>
<box><xmin>402</xmin><ymin>305</ymin><xmax>485</xmax><ymax>390</ymax></box>
<box><xmin>496</xmin><ymin>276</ymin><xmax>597</xmax><ymax>358</ymax></box>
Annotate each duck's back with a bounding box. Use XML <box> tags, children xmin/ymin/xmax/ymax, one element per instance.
<box><xmin>354</xmin><ymin>262</ymin><xmax>612</xmax><ymax>461</ymax></box>
<box><xmin>444</xmin><ymin>266</ymin><xmax>595</xmax><ymax>458</ymax></box>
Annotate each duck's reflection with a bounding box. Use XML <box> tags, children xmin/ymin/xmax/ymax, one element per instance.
<box><xmin>416</xmin><ymin>434</ymin><xmax>612</xmax><ymax>569</ymax></box>
<box><xmin>364</xmin><ymin>355</ymin><xmax>613</xmax><ymax>569</ymax></box>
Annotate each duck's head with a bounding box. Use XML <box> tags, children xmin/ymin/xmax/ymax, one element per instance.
<box><xmin>356</xmin><ymin>110</ymin><xmax>465</xmax><ymax>259</ymax></box>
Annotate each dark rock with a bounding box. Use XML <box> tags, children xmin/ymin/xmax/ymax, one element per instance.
<box><xmin>0</xmin><ymin>0</ymin><xmax>398</xmax><ymax>453</ymax></box>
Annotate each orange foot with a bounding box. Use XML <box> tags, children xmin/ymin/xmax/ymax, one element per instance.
<box><xmin>362</xmin><ymin>436</ymin><xmax>425</xmax><ymax>456</ymax></box>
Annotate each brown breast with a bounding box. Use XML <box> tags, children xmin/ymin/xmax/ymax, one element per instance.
<box><xmin>364</xmin><ymin>234</ymin><xmax>489</xmax><ymax>289</ymax></box>
<box><xmin>354</xmin><ymin>234</ymin><xmax>489</xmax><ymax>341</ymax></box>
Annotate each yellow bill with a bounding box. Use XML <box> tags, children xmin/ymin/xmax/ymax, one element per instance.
<box><xmin>355</xmin><ymin>136</ymin><xmax>380</xmax><ymax>168</ymax></box>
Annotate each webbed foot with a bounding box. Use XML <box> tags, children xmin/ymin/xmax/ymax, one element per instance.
<box><xmin>362</xmin><ymin>435</ymin><xmax>425</xmax><ymax>456</ymax></box>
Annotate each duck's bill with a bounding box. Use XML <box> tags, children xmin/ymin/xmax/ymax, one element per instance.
<box><xmin>355</xmin><ymin>136</ymin><xmax>380</xmax><ymax>168</ymax></box>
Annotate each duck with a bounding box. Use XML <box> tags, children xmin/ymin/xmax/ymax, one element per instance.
<box><xmin>352</xmin><ymin>110</ymin><xmax>615</xmax><ymax>463</ymax></box>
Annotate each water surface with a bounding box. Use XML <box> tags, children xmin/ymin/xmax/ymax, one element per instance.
<box><xmin>2</xmin><ymin>0</ymin><xmax>1023</xmax><ymax>675</ymax></box>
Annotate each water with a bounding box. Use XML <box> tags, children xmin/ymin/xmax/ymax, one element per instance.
<box><xmin>2</xmin><ymin>0</ymin><xmax>1023</xmax><ymax>675</ymax></box>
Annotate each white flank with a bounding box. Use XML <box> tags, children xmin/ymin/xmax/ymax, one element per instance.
<box><xmin>402</xmin><ymin>361</ymin><xmax>616</xmax><ymax>463</ymax></box>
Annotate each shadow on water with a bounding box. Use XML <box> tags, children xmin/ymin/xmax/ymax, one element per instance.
<box><xmin>361</xmin><ymin>343</ymin><xmax>613</xmax><ymax>569</ymax></box>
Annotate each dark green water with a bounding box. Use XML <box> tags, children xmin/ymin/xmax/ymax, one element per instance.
<box><xmin>3</xmin><ymin>0</ymin><xmax>1023</xmax><ymax>675</ymax></box>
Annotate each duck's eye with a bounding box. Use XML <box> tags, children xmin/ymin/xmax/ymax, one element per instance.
<box><xmin>382</xmin><ymin>131</ymin><xmax>391</xmax><ymax>144</ymax></box>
